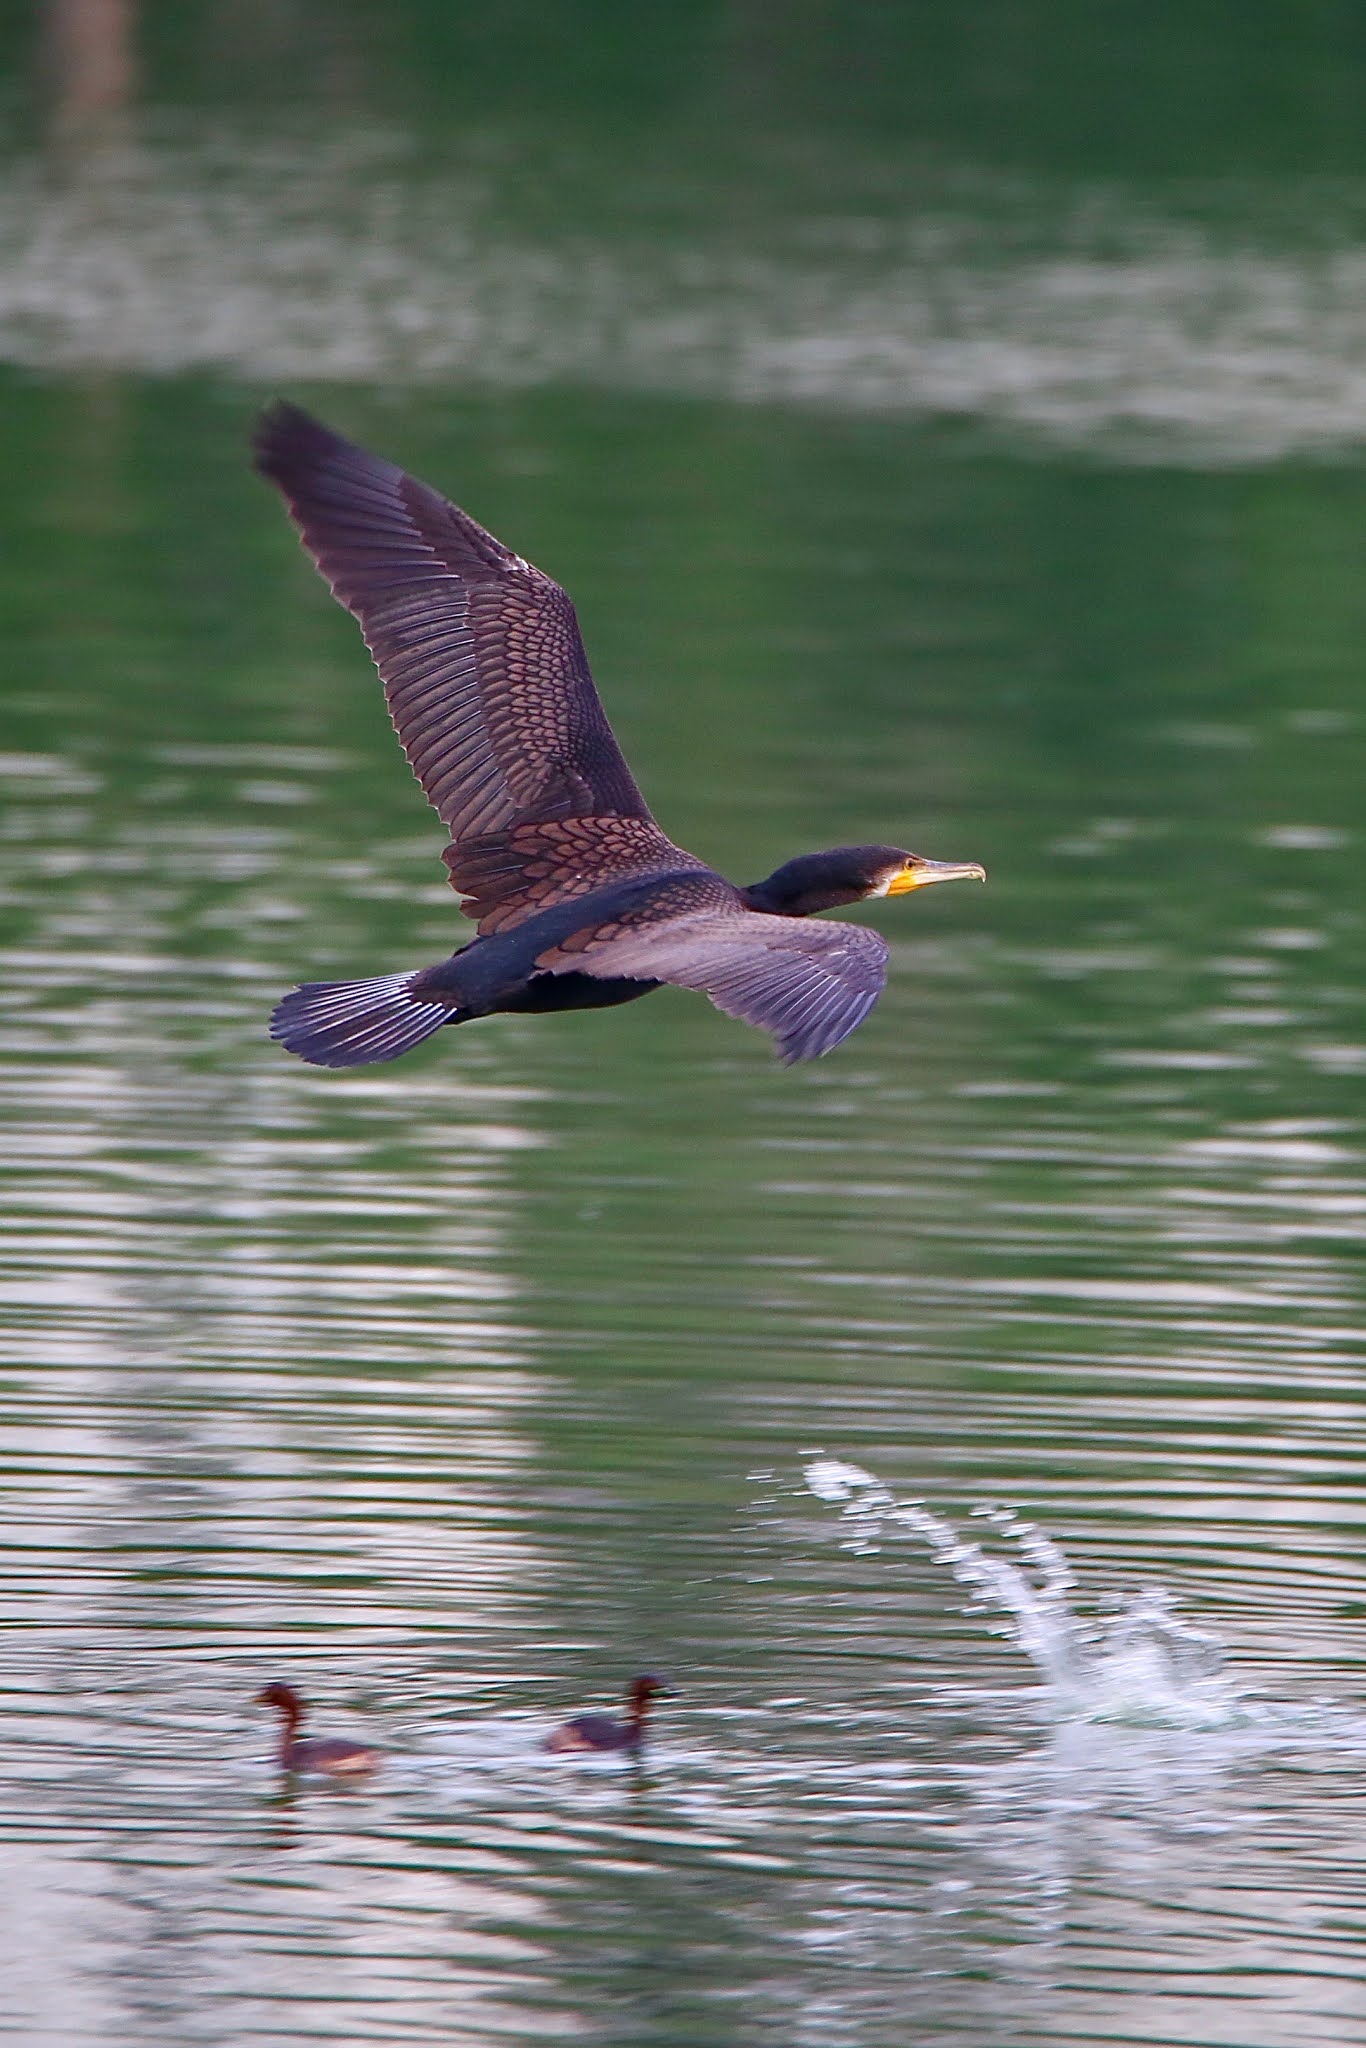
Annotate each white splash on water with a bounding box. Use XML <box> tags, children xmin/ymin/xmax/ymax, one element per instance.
<box><xmin>804</xmin><ymin>1456</ymin><xmax>1248</xmax><ymax>1729</ymax></box>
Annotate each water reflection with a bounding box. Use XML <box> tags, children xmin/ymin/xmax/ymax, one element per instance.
<box><xmin>42</xmin><ymin>0</ymin><xmax>138</xmax><ymax>158</ymax></box>
<box><xmin>0</xmin><ymin>199</ymin><xmax>1363</xmax><ymax>2046</ymax></box>
<box><xmin>10</xmin><ymin>115</ymin><xmax>1366</xmax><ymax>459</ymax></box>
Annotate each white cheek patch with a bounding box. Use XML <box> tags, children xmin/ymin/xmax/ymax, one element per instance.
<box><xmin>869</xmin><ymin>874</ymin><xmax>895</xmax><ymax>897</ymax></box>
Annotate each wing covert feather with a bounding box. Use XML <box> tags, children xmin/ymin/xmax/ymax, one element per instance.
<box><xmin>445</xmin><ymin>817</ymin><xmax>711</xmax><ymax>933</ymax></box>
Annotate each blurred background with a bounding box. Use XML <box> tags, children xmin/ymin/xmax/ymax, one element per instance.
<box><xmin>1</xmin><ymin>4</ymin><xmax>1364</xmax><ymax>2045</ymax></box>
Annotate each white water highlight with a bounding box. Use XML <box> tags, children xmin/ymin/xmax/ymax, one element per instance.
<box><xmin>804</xmin><ymin>1456</ymin><xmax>1251</xmax><ymax>1729</ymax></box>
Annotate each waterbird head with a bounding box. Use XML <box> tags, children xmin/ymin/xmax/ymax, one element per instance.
<box><xmin>256</xmin><ymin>1681</ymin><xmax>305</xmax><ymax>1723</ymax></box>
<box><xmin>745</xmin><ymin>845</ymin><xmax>985</xmax><ymax>917</ymax></box>
<box><xmin>878</xmin><ymin>850</ymin><xmax>988</xmax><ymax>897</ymax></box>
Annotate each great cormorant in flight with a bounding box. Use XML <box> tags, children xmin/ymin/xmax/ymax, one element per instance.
<box><xmin>254</xmin><ymin>407</ymin><xmax>984</xmax><ymax>1067</ymax></box>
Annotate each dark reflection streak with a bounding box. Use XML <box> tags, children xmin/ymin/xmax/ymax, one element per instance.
<box><xmin>39</xmin><ymin>0</ymin><xmax>140</xmax><ymax>721</ymax></box>
<box><xmin>264</xmin><ymin>1780</ymin><xmax>301</xmax><ymax>1848</ymax></box>
<box><xmin>43</xmin><ymin>0</ymin><xmax>138</xmax><ymax>159</ymax></box>
<box><xmin>261</xmin><ymin>1774</ymin><xmax>370</xmax><ymax>1848</ymax></box>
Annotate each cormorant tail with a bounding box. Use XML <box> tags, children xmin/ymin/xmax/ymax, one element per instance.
<box><xmin>270</xmin><ymin>972</ymin><xmax>460</xmax><ymax>1068</ymax></box>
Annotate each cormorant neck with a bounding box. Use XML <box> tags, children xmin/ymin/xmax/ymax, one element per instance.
<box><xmin>743</xmin><ymin>850</ymin><xmax>871</xmax><ymax>918</ymax></box>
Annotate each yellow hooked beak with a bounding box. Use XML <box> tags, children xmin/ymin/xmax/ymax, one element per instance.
<box><xmin>885</xmin><ymin>856</ymin><xmax>987</xmax><ymax>896</ymax></box>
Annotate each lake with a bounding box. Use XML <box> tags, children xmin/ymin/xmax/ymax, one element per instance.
<box><xmin>1</xmin><ymin>7</ymin><xmax>1364</xmax><ymax>2044</ymax></box>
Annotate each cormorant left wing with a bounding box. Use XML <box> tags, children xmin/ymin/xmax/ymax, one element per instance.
<box><xmin>538</xmin><ymin>908</ymin><xmax>890</xmax><ymax>1062</ymax></box>
<box><xmin>253</xmin><ymin>405</ymin><xmax>654</xmax><ymax>843</ymax></box>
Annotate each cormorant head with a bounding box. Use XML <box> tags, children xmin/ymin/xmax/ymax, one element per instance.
<box><xmin>744</xmin><ymin>845</ymin><xmax>986</xmax><ymax>918</ymax></box>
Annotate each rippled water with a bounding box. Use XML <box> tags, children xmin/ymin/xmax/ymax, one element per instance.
<box><xmin>3</xmin><ymin>11</ymin><xmax>1366</xmax><ymax>2042</ymax></box>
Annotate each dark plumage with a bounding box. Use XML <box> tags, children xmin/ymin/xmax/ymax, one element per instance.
<box><xmin>254</xmin><ymin>405</ymin><xmax>986</xmax><ymax>1066</ymax></box>
<box><xmin>256</xmin><ymin>1681</ymin><xmax>379</xmax><ymax>1778</ymax></box>
<box><xmin>544</xmin><ymin>1674</ymin><xmax>671</xmax><ymax>1755</ymax></box>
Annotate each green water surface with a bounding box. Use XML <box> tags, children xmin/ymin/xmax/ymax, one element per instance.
<box><xmin>1</xmin><ymin>7</ymin><xmax>1365</xmax><ymax>2045</ymax></box>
